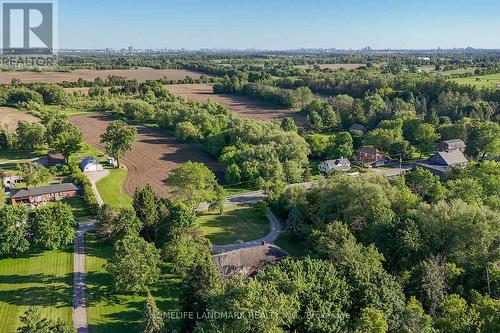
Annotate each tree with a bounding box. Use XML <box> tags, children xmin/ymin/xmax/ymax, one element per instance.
<box><xmin>280</xmin><ymin>116</ymin><xmax>298</xmax><ymax>132</ymax></box>
<box><xmin>328</xmin><ymin>132</ymin><xmax>354</xmax><ymax>158</ymax></box>
<box><xmin>208</xmin><ymin>185</ymin><xmax>225</xmax><ymax>214</ymax></box>
<box><xmin>123</xmin><ymin>100</ymin><xmax>155</xmax><ymax>120</ymax></box>
<box><xmin>95</xmin><ymin>204</ymin><xmax>116</xmax><ymax>239</ymax></box>
<box><xmin>0</xmin><ymin>205</ymin><xmax>30</xmax><ymax>256</ymax></box>
<box><xmin>105</xmin><ymin>234</ymin><xmax>161</xmax><ymax>292</ymax></box>
<box><xmin>466</xmin><ymin>120</ymin><xmax>500</xmax><ymax>159</ymax></box>
<box><xmin>18</xmin><ymin>162</ymin><xmax>51</xmax><ymax>188</ymax></box>
<box><xmin>413</xmin><ymin>123</ymin><xmax>440</xmax><ymax>155</ymax></box>
<box><xmin>133</xmin><ymin>185</ymin><xmax>160</xmax><ymax>241</ymax></box>
<box><xmin>434</xmin><ymin>294</ymin><xmax>479</xmax><ymax>333</ymax></box>
<box><xmin>292</xmin><ymin>86</ymin><xmax>313</xmax><ymax>109</ymax></box>
<box><xmin>16</xmin><ymin>121</ymin><xmax>46</xmax><ymax>150</ymax></box>
<box><xmin>405</xmin><ymin>168</ymin><xmax>444</xmax><ymax>203</ymax></box>
<box><xmin>167</xmin><ymin>161</ymin><xmax>220</xmax><ymax>209</ymax></box>
<box><xmin>286</xmin><ymin>205</ymin><xmax>303</xmax><ymax>238</ymax></box>
<box><xmin>30</xmin><ymin>202</ymin><xmax>76</xmax><ymax>250</ymax></box>
<box><xmin>175</xmin><ymin>121</ymin><xmax>202</xmax><ymax>142</ymax></box>
<box><xmin>354</xmin><ymin>307</ymin><xmax>388</xmax><ymax>333</ymax></box>
<box><xmin>50</xmin><ymin>123</ymin><xmax>83</xmax><ymax>162</ymax></box>
<box><xmin>400</xmin><ymin>297</ymin><xmax>434</xmax><ymax>333</ymax></box>
<box><xmin>17</xmin><ymin>307</ymin><xmax>50</xmax><ymax>333</ymax></box>
<box><xmin>0</xmin><ymin>183</ymin><xmax>5</xmax><ymax>208</ymax></box>
<box><xmin>141</xmin><ymin>292</ymin><xmax>164</xmax><ymax>333</ymax></box>
<box><xmin>100</xmin><ymin>120</ymin><xmax>137</xmax><ymax>168</ymax></box>
<box><xmin>109</xmin><ymin>208</ymin><xmax>143</xmax><ymax>241</ymax></box>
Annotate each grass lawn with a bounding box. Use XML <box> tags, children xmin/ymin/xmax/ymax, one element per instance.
<box><xmin>198</xmin><ymin>204</ymin><xmax>270</xmax><ymax>245</ymax></box>
<box><xmin>0</xmin><ymin>149</ymin><xmax>46</xmax><ymax>165</ymax></box>
<box><xmin>85</xmin><ymin>233</ymin><xmax>180</xmax><ymax>333</ymax></box>
<box><xmin>96</xmin><ymin>167</ymin><xmax>132</xmax><ymax>209</ymax></box>
<box><xmin>451</xmin><ymin>73</ymin><xmax>500</xmax><ymax>89</ymax></box>
<box><xmin>0</xmin><ymin>248</ymin><xmax>73</xmax><ymax>332</ymax></box>
<box><xmin>44</xmin><ymin>104</ymin><xmax>94</xmax><ymax>117</ymax></box>
<box><xmin>62</xmin><ymin>196</ymin><xmax>94</xmax><ymax>220</ymax></box>
<box><xmin>274</xmin><ymin>234</ymin><xmax>307</xmax><ymax>258</ymax></box>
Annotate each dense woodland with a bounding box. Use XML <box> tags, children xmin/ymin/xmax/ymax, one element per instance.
<box><xmin>0</xmin><ymin>52</ymin><xmax>499</xmax><ymax>332</ymax></box>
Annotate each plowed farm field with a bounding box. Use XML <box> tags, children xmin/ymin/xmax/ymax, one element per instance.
<box><xmin>166</xmin><ymin>83</ymin><xmax>305</xmax><ymax>124</ymax></box>
<box><xmin>70</xmin><ymin>113</ymin><xmax>223</xmax><ymax>198</ymax></box>
<box><xmin>0</xmin><ymin>107</ymin><xmax>38</xmax><ymax>130</ymax></box>
<box><xmin>0</xmin><ymin>67</ymin><xmax>205</xmax><ymax>84</ymax></box>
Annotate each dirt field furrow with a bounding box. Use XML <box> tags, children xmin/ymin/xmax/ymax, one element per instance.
<box><xmin>70</xmin><ymin>112</ymin><xmax>223</xmax><ymax>198</ymax></box>
<box><xmin>166</xmin><ymin>83</ymin><xmax>306</xmax><ymax>124</ymax></box>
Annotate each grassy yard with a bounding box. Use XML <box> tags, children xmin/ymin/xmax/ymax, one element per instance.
<box><xmin>451</xmin><ymin>73</ymin><xmax>500</xmax><ymax>89</ymax></box>
<box><xmin>274</xmin><ymin>234</ymin><xmax>307</xmax><ymax>258</ymax></box>
<box><xmin>96</xmin><ymin>167</ymin><xmax>132</xmax><ymax>209</ymax></box>
<box><xmin>198</xmin><ymin>204</ymin><xmax>270</xmax><ymax>245</ymax></box>
<box><xmin>62</xmin><ymin>196</ymin><xmax>94</xmax><ymax>220</ymax></box>
<box><xmin>85</xmin><ymin>233</ymin><xmax>180</xmax><ymax>333</ymax></box>
<box><xmin>0</xmin><ymin>248</ymin><xmax>73</xmax><ymax>332</ymax></box>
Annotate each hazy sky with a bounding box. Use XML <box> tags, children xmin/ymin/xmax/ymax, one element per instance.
<box><xmin>59</xmin><ymin>0</ymin><xmax>500</xmax><ymax>50</ymax></box>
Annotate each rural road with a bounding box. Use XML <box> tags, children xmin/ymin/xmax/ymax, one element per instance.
<box><xmin>73</xmin><ymin>220</ymin><xmax>96</xmax><ymax>333</ymax></box>
<box><xmin>212</xmin><ymin>210</ymin><xmax>283</xmax><ymax>254</ymax></box>
<box><xmin>85</xmin><ymin>170</ymin><xmax>109</xmax><ymax>205</ymax></box>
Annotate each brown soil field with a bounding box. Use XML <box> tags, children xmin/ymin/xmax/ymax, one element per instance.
<box><xmin>166</xmin><ymin>83</ymin><xmax>305</xmax><ymax>124</ymax></box>
<box><xmin>0</xmin><ymin>67</ymin><xmax>205</xmax><ymax>84</ymax></box>
<box><xmin>295</xmin><ymin>63</ymin><xmax>366</xmax><ymax>70</ymax></box>
<box><xmin>70</xmin><ymin>112</ymin><xmax>223</xmax><ymax>198</ymax></box>
<box><xmin>0</xmin><ymin>107</ymin><xmax>38</xmax><ymax>130</ymax></box>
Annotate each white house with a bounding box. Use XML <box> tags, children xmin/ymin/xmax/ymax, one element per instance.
<box><xmin>318</xmin><ymin>158</ymin><xmax>351</xmax><ymax>174</ymax></box>
<box><xmin>80</xmin><ymin>156</ymin><xmax>103</xmax><ymax>172</ymax></box>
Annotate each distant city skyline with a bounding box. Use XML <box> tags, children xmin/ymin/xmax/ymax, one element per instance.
<box><xmin>59</xmin><ymin>0</ymin><xmax>500</xmax><ymax>50</ymax></box>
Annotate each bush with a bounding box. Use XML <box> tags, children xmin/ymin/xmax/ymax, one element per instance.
<box><xmin>70</xmin><ymin>163</ymin><xmax>99</xmax><ymax>214</ymax></box>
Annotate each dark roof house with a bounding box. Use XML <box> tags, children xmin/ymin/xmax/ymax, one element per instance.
<box><xmin>349</xmin><ymin>123</ymin><xmax>368</xmax><ymax>133</ymax></box>
<box><xmin>415</xmin><ymin>150</ymin><xmax>468</xmax><ymax>177</ymax></box>
<box><xmin>212</xmin><ymin>244</ymin><xmax>288</xmax><ymax>278</ymax></box>
<box><xmin>10</xmin><ymin>183</ymin><xmax>79</xmax><ymax>205</ymax></box>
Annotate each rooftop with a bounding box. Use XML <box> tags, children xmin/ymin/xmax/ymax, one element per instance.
<box><xmin>11</xmin><ymin>183</ymin><xmax>79</xmax><ymax>199</ymax></box>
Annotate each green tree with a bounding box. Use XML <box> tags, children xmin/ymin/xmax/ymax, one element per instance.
<box><xmin>413</xmin><ymin>123</ymin><xmax>440</xmax><ymax>155</ymax></box>
<box><xmin>466</xmin><ymin>120</ymin><xmax>500</xmax><ymax>159</ymax></box>
<box><xmin>434</xmin><ymin>294</ymin><xmax>479</xmax><ymax>333</ymax></box>
<box><xmin>18</xmin><ymin>162</ymin><xmax>51</xmax><ymax>188</ymax></box>
<box><xmin>133</xmin><ymin>184</ymin><xmax>160</xmax><ymax>241</ymax></box>
<box><xmin>405</xmin><ymin>168</ymin><xmax>444</xmax><ymax>202</ymax></box>
<box><xmin>354</xmin><ymin>307</ymin><xmax>388</xmax><ymax>333</ymax></box>
<box><xmin>141</xmin><ymin>292</ymin><xmax>164</xmax><ymax>333</ymax></box>
<box><xmin>175</xmin><ymin>121</ymin><xmax>202</xmax><ymax>142</ymax></box>
<box><xmin>30</xmin><ymin>202</ymin><xmax>76</xmax><ymax>250</ymax></box>
<box><xmin>167</xmin><ymin>161</ymin><xmax>220</xmax><ymax>209</ymax></box>
<box><xmin>16</xmin><ymin>121</ymin><xmax>46</xmax><ymax>150</ymax></box>
<box><xmin>100</xmin><ymin>120</ymin><xmax>137</xmax><ymax>168</ymax></box>
<box><xmin>292</xmin><ymin>86</ymin><xmax>313</xmax><ymax>109</ymax></box>
<box><xmin>328</xmin><ymin>132</ymin><xmax>354</xmax><ymax>158</ymax></box>
<box><xmin>17</xmin><ymin>307</ymin><xmax>50</xmax><ymax>333</ymax></box>
<box><xmin>105</xmin><ymin>234</ymin><xmax>161</xmax><ymax>292</ymax></box>
<box><xmin>109</xmin><ymin>208</ymin><xmax>143</xmax><ymax>241</ymax></box>
<box><xmin>280</xmin><ymin>116</ymin><xmax>298</xmax><ymax>132</ymax></box>
<box><xmin>123</xmin><ymin>100</ymin><xmax>155</xmax><ymax>120</ymax></box>
<box><xmin>0</xmin><ymin>205</ymin><xmax>30</xmax><ymax>256</ymax></box>
<box><xmin>50</xmin><ymin>123</ymin><xmax>83</xmax><ymax>162</ymax></box>
<box><xmin>400</xmin><ymin>297</ymin><xmax>434</xmax><ymax>333</ymax></box>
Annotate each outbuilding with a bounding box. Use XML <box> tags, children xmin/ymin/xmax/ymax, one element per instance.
<box><xmin>80</xmin><ymin>156</ymin><xmax>103</xmax><ymax>172</ymax></box>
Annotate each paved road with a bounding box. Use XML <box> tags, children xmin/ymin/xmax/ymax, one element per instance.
<box><xmin>212</xmin><ymin>210</ymin><xmax>283</xmax><ymax>254</ymax></box>
<box><xmin>73</xmin><ymin>221</ymin><xmax>96</xmax><ymax>333</ymax></box>
<box><xmin>85</xmin><ymin>170</ymin><xmax>109</xmax><ymax>205</ymax></box>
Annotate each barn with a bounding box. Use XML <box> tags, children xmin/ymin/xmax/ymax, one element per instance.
<box><xmin>80</xmin><ymin>156</ymin><xmax>103</xmax><ymax>172</ymax></box>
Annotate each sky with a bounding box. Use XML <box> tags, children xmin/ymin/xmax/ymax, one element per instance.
<box><xmin>58</xmin><ymin>0</ymin><xmax>500</xmax><ymax>50</ymax></box>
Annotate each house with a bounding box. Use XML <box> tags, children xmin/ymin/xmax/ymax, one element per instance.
<box><xmin>318</xmin><ymin>158</ymin><xmax>351</xmax><ymax>174</ymax></box>
<box><xmin>80</xmin><ymin>157</ymin><xmax>103</xmax><ymax>172</ymax></box>
<box><xmin>1</xmin><ymin>173</ymin><xmax>22</xmax><ymax>189</ymax></box>
<box><xmin>415</xmin><ymin>150</ymin><xmax>468</xmax><ymax>177</ymax></box>
<box><xmin>10</xmin><ymin>183</ymin><xmax>79</xmax><ymax>205</ymax></box>
<box><xmin>212</xmin><ymin>244</ymin><xmax>288</xmax><ymax>278</ymax></box>
<box><xmin>48</xmin><ymin>152</ymin><xmax>65</xmax><ymax>167</ymax></box>
<box><xmin>354</xmin><ymin>147</ymin><xmax>387</xmax><ymax>167</ymax></box>
<box><xmin>436</xmin><ymin>139</ymin><xmax>466</xmax><ymax>153</ymax></box>
<box><xmin>349</xmin><ymin>123</ymin><xmax>368</xmax><ymax>134</ymax></box>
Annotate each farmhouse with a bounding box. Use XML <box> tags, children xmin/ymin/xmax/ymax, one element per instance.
<box><xmin>80</xmin><ymin>156</ymin><xmax>103</xmax><ymax>172</ymax></box>
<box><xmin>212</xmin><ymin>244</ymin><xmax>288</xmax><ymax>278</ymax></box>
<box><xmin>415</xmin><ymin>150</ymin><xmax>468</xmax><ymax>177</ymax></box>
<box><xmin>10</xmin><ymin>183</ymin><xmax>79</xmax><ymax>205</ymax></box>
<box><xmin>1</xmin><ymin>173</ymin><xmax>22</xmax><ymax>189</ymax></box>
<box><xmin>354</xmin><ymin>147</ymin><xmax>387</xmax><ymax>167</ymax></box>
<box><xmin>437</xmin><ymin>139</ymin><xmax>466</xmax><ymax>153</ymax></box>
<box><xmin>318</xmin><ymin>158</ymin><xmax>351</xmax><ymax>174</ymax></box>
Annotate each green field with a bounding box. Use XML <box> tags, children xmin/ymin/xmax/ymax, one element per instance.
<box><xmin>0</xmin><ymin>249</ymin><xmax>73</xmax><ymax>332</ymax></box>
<box><xmin>198</xmin><ymin>204</ymin><xmax>270</xmax><ymax>245</ymax></box>
<box><xmin>96</xmin><ymin>167</ymin><xmax>132</xmax><ymax>209</ymax></box>
<box><xmin>85</xmin><ymin>233</ymin><xmax>179</xmax><ymax>333</ymax></box>
<box><xmin>451</xmin><ymin>73</ymin><xmax>500</xmax><ymax>89</ymax></box>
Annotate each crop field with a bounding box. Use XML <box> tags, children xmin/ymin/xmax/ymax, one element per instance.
<box><xmin>166</xmin><ymin>83</ymin><xmax>305</xmax><ymax>124</ymax></box>
<box><xmin>294</xmin><ymin>63</ymin><xmax>366</xmax><ymax>70</ymax></box>
<box><xmin>451</xmin><ymin>73</ymin><xmax>500</xmax><ymax>89</ymax></box>
<box><xmin>70</xmin><ymin>112</ymin><xmax>223</xmax><ymax>198</ymax></box>
<box><xmin>0</xmin><ymin>107</ymin><xmax>38</xmax><ymax>131</ymax></box>
<box><xmin>0</xmin><ymin>67</ymin><xmax>205</xmax><ymax>84</ymax></box>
